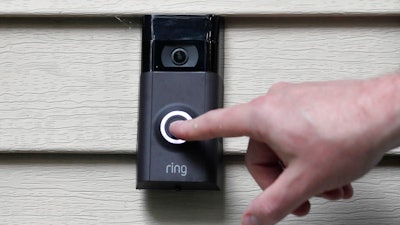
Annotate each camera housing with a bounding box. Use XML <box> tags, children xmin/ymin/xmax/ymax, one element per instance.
<box><xmin>137</xmin><ymin>15</ymin><xmax>224</xmax><ymax>190</ymax></box>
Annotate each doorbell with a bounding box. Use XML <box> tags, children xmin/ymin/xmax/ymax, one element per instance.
<box><xmin>136</xmin><ymin>15</ymin><xmax>224</xmax><ymax>190</ymax></box>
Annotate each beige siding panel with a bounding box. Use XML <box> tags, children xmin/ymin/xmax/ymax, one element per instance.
<box><xmin>0</xmin><ymin>154</ymin><xmax>398</xmax><ymax>225</ymax></box>
<box><xmin>0</xmin><ymin>18</ymin><xmax>399</xmax><ymax>154</ymax></box>
<box><xmin>1</xmin><ymin>0</ymin><xmax>400</xmax><ymax>16</ymax></box>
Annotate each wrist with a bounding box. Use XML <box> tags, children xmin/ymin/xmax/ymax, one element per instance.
<box><xmin>363</xmin><ymin>73</ymin><xmax>400</xmax><ymax>154</ymax></box>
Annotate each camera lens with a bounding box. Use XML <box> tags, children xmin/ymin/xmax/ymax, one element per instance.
<box><xmin>171</xmin><ymin>48</ymin><xmax>188</xmax><ymax>65</ymax></box>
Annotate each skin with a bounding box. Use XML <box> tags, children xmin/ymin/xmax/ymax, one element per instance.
<box><xmin>170</xmin><ymin>73</ymin><xmax>400</xmax><ymax>225</ymax></box>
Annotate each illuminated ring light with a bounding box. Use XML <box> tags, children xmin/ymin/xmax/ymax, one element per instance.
<box><xmin>160</xmin><ymin>110</ymin><xmax>192</xmax><ymax>144</ymax></box>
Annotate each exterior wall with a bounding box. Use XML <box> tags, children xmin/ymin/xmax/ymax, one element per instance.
<box><xmin>0</xmin><ymin>1</ymin><xmax>399</xmax><ymax>224</ymax></box>
<box><xmin>0</xmin><ymin>154</ymin><xmax>399</xmax><ymax>225</ymax></box>
<box><xmin>0</xmin><ymin>17</ymin><xmax>399</xmax><ymax>154</ymax></box>
<box><xmin>1</xmin><ymin>0</ymin><xmax>400</xmax><ymax>16</ymax></box>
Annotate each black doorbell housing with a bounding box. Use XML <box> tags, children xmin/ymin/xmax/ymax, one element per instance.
<box><xmin>136</xmin><ymin>15</ymin><xmax>224</xmax><ymax>190</ymax></box>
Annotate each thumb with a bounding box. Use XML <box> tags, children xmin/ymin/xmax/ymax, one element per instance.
<box><xmin>242</xmin><ymin>164</ymin><xmax>316</xmax><ymax>225</ymax></box>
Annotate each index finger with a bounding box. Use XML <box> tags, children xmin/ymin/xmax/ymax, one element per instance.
<box><xmin>169</xmin><ymin>102</ymin><xmax>254</xmax><ymax>141</ymax></box>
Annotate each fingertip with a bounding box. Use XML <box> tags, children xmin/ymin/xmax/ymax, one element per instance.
<box><xmin>169</xmin><ymin>120</ymin><xmax>190</xmax><ymax>140</ymax></box>
<box><xmin>292</xmin><ymin>201</ymin><xmax>311</xmax><ymax>217</ymax></box>
<box><xmin>169</xmin><ymin>120</ymin><xmax>184</xmax><ymax>132</ymax></box>
<box><xmin>243</xmin><ymin>166</ymin><xmax>317</xmax><ymax>225</ymax></box>
<box><xmin>343</xmin><ymin>184</ymin><xmax>354</xmax><ymax>199</ymax></box>
<box><xmin>242</xmin><ymin>213</ymin><xmax>264</xmax><ymax>225</ymax></box>
<box><xmin>318</xmin><ymin>188</ymin><xmax>344</xmax><ymax>201</ymax></box>
<box><xmin>317</xmin><ymin>184</ymin><xmax>354</xmax><ymax>201</ymax></box>
<box><xmin>244</xmin><ymin>195</ymin><xmax>282</xmax><ymax>225</ymax></box>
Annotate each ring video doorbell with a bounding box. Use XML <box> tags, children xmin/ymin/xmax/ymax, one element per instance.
<box><xmin>136</xmin><ymin>15</ymin><xmax>224</xmax><ymax>190</ymax></box>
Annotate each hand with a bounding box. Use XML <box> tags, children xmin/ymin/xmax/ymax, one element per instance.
<box><xmin>170</xmin><ymin>76</ymin><xmax>399</xmax><ymax>225</ymax></box>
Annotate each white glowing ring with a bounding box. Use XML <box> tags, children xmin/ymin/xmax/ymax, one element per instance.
<box><xmin>160</xmin><ymin>110</ymin><xmax>192</xmax><ymax>144</ymax></box>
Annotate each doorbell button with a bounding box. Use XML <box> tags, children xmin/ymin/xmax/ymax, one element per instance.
<box><xmin>160</xmin><ymin>110</ymin><xmax>192</xmax><ymax>144</ymax></box>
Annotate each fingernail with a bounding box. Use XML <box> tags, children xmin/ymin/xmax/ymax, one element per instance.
<box><xmin>243</xmin><ymin>215</ymin><xmax>263</xmax><ymax>225</ymax></box>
